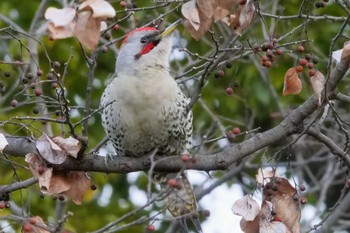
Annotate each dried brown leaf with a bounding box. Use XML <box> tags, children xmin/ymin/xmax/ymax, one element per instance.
<box><xmin>197</xmin><ymin>0</ymin><xmax>216</xmax><ymax>19</ymax></box>
<box><xmin>52</xmin><ymin>136</ymin><xmax>81</xmax><ymax>158</ymax></box>
<box><xmin>36</xmin><ymin>133</ymin><xmax>67</xmax><ymax>164</ymax></box>
<box><xmin>341</xmin><ymin>41</ymin><xmax>350</xmax><ymax>63</ymax></box>
<box><xmin>259</xmin><ymin>201</ymin><xmax>288</xmax><ymax>233</ymax></box>
<box><xmin>25</xmin><ymin>153</ymin><xmax>53</xmax><ymax>193</ymax></box>
<box><xmin>232</xmin><ymin>195</ymin><xmax>260</xmax><ymax>221</ymax></box>
<box><xmin>224</xmin><ymin>0</ymin><xmax>255</xmax><ymax>34</ymax></box>
<box><xmin>283</xmin><ymin>67</ymin><xmax>302</xmax><ymax>96</ymax></box>
<box><xmin>0</xmin><ymin>132</ymin><xmax>8</xmax><ymax>153</ymax></box>
<box><xmin>64</xmin><ymin>172</ymin><xmax>91</xmax><ymax>204</ymax></box>
<box><xmin>240</xmin><ymin>216</ymin><xmax>259</xmax><ymax>233</ymax></box>
<box><xmin>263</xmin><ymin>178</ymin><xmax>301</xmax><ymax>233</ymax></box>
<box><xmin>181</xmin><ymin>0</ymin><xmax>200</xmax><ymax>31</ymax></box>
<box><xmin>213</xmin><ymin>0</ymin><xmax>237</xmax><ymax>22</ymax></box>
<box><xmin>74</xmin><ymin>11</ymin><xmax>101</xmax><ymax>50</ymax></box>
<box><xmin>79</xmin><ymin>0</ymin><xmax>116</xmax><ymax>18</ymax></box>
<box><xmin>310</xmin><ymin>70</ymin><xmax>325</xmax><ymax>106</ymax></box>
<box><xmin>44</xmin><ymin>7</ymin><xmax>76</xmax><ymax>27</ymax></box>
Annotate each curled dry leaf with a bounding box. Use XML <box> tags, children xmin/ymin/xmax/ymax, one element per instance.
<box><xmin>181</xmin><ymin>0</ymin><xmax>200</xmax><ymax>31</ymax></box>
<box><xmin>52</xmin><ymin>136</ymin><xmax>81</xmax><ymax>158</ymax></box>
<box><xmin>283</xmin><ymin>67</ymin><xmax>302</xmax><ymax>96</ymax></box>
<box><xmin>36</xmin><ymin>133</ymin><xmax>67</xmax><ymax>164</ymax></box>
<box><xmin>25</xmin><ymin>152</ymin><xmax>90</xmax><ymax>204</ymax></box>
<box><xmin>232</xmin><ymin>194</ymin><xmax>260</xmax><ymax>221</ymax></box>
<box><xmin>45</xmin><ymin>1</ymin><xmax>116</xmax><ymax>50</ymax></box>
<box><xmin>221</xmin><ymin>0</ymin><xmax>255</xmax><ymax>34</ymax></box>
<box><xmin>183</xmin><ymin>0</ymin><xmax>214</xmax><ymax>40</ymax></box>
<box><xmin>310</xmin><ymin>70</ymin><xmax>325</xmax><ymax>106</ymax></box>
<box><xmin>263</xmin><ymin>177</ymin><xmax>301</xmax><ymax>233</ymax></box>
<box><xmin>25</xmin><ymin>153</ymin><xmax>53</xmax><ymax>193</ymax></box>
<box><xmin>0</xmin><ymin>132</ymin><xmax>8</xmax><ymax>153</ymax></box>
<box><xmin>79</xmin><ymin>0</ymin><xmax>116</xmax><ymax>18</ymax></box>
<box><xmin>240</xmin><ymin>216</ymin><xmax>259</xmax><ymax>233</ymax></box>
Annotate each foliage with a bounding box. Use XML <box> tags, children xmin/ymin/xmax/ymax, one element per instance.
<box><xmin>1</xmin><ymin>0</ymin><xmax>350</xmax><ymax>232</ymax></box>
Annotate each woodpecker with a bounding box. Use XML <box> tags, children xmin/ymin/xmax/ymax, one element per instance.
<box><xmin>100</xmin><ymin>20</ymin><xmax>202</xmax><ymax>233</ymax></box>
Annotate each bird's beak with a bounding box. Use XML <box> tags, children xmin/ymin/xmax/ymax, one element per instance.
<box><xmin>155</xmin><ymin>19</ymin><xmax>182</xmax><ymax>40</ymax></box>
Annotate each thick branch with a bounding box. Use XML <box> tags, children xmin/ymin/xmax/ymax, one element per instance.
<box><xmin>2</xmin><ymin>59</ymin><xmax>349</xmax><ymax>173</ymax></box>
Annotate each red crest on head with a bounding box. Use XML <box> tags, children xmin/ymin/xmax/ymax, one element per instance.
<box><xmin>121</xmin><ymin>27</ymin><xmax>158</xmax><ymax>46</ymax></box>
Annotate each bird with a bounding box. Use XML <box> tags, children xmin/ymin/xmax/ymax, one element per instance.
<box><xmin>100</xmin><ymin>20</ymin><xmax>202</xmax><ymax>233</ymax></box>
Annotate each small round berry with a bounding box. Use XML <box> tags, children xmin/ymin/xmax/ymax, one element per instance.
<box><xmin>23</xmin><ymin>223</ymin><xmax>33</xmax><ymax>232</ymax></box>
<box><xmin>307</xmin><ymin>63</ymin><xmax>315</xmax><ymax>69</ymax></box>
<box><xmin>225</xmin><ymin>62</ymin><xmax>232</xmax><ymax>69</ymax></box>
<box><xmin>253</xmin><ymin>43</ymin><xmax>260</xmax><ymax>52</ymax></box>
<box><xmin>29</xmin><ymin>217</ymin><xmax>37</xmax><ymax>225</ymax></box>
<box><xmin>226</xmin><ymin>87</ymin><xmax>233</xmax><ymax>95</ymax></box>
<box><xmin>264</xmin><ymin>61</ymin><xmax>272</xmax><ymax>68</ymax></box>
<box><xmin>119</xmin><ymin>1</ymin><xmax>127</xmax><ymax>8</ymax></box>
<box><xmin>232</xmin><ymin>127</ymin><xmax>241</xmax><ymax>135</ymax></box>
<box><xmin>239</xmin><ymin>0</ymin><xmax>247</xmax><ymax>5</ymax></box>
<box><xmin>53</xmin><ymin>61</ymin><xmax>61</xmax><ymax>69</ymax></box>
<box><xmin>261</xmin><ymin>55</ymin><xmax>268</xmax><ymax>62</ymax></box>
<box><xmin>58</xmin><ymin>195</ymin><xmax>65</xmax><ymax>201</ymax></box>
<box><xmin>33</xmin><ymin>107</ymin><xmax>40</xmax><ymax>114</ymax></box>
<box><xmin>91</xmin><ymin>184</ymin><xmax>97</xmax><ymax>191</ymax></box>
<box><xmin>274</xmin><ymin>49</ymin><xmax>283</xmax><ymax>55</ymax></box>
<box><xmin>308</xmin><ymin>69</ymin><xmax>315</xmax><ymax>77</ymax></box>
<box><xmin>202</xmin><ymin>209</ymin><xmax>210</xmax><ymax>217</ymax></box>
<box><xmin>11</xmin><ymin>99</ymin><xmax>18</xmax><ymax>107</ymax></box>
<box><xmin>26</xmin><ymin>72</ymin><xmax>34</xmax><ymax>79</ymax></box>
<box><xmin>46</xmin><ymin>72</ymin><xmax>54</xmax><ymax>80</ymax></box>
<box><xmin>261</xmin><ymin>43</ymin><xmax>268</xmax><ymax>52</ymax></box>
<box><xmin>104</xmin><ymin>33</ymin><xmax>111</xmax><ymax>40</ymax></box>
<box><xmin>113</xmin><ymin>24</ymin><xmax>119</xmax><ymax>30</ymax></box>
<box><xmin>296</xmin><ymin>66</ymin><xmax>303</xmax><ymax>73</ymax></box>
<box><xmin>299</xmin><ymin>59</ymin><xmax>307</xmax><ymax>66</ymax></box>
<box><xmin>299</xmin><ymin>184</ymin><xmax>306</xmax><ymax>192</ymax></box>
<box><xmin>51</xmin><ymin>82</ymin><xmax>58</xmax><ymax>89</ymax></box>
<box><xmin>217</xmin><ymin>70</ymin><xmax>225</xmax><ymax>78</ymax></box>
<box><xmin>34</xmin><ymin>89</ymin><xmax>42</xmax><ymax>96</ymax></box>
<box><xmin>305</xmin><ymin>54</ymin><xmax>312</xmax><ymax>61</ymax></box>
<box><xmin>167</xmin><ymin>179</ymin><xmax>178</xmax><ymax>188</ymax></box>
<box><xmin>102</xmin><ymin>47</ymin><xmax>108</xmax><ymax>53</ymax></box>
<box><xmin>266</xmin><ymin>50</ymin><xmax>273</xmax><ymax>58</ymax></box>
<box><xmin>37</xmin><ymin>69</ymin><xmax>43</xmax><ymax>77</ymax></box>
<box><xmin>181</xmin><ymin>154</ymin><xmax>190</xmax><ymax>162</ymax></box>
<box><xmin>297</xmin><ymin>45</ymin><xmax>305</xmax><ymax>53</ymax></box>
<box><xmin>4</xmin><ymin>71</ymin><xmax>11</xmax><ymax>78</ymax></box>
<box><xmin>272</xmin><ymin>38</ymin><xmax>278</xmax><ymax>44</ymax></box>
<box><xmin>315</xmin><ymin>1</ymin><xmax>324</xmax><ymax>8</ymax></box>
<box><xmin>300</xmin><ymin>197</ymin><xmax>307</xmax><ymax>205</ymax></box>
<box><xmin>312</xmin><ymin>57</ymin><xmax>319</xmax><ymax>64</ymax></box>
<box><xmin>146</xmin><ymin>224</ymin><xmax>155</xmax><ymax>232</ymax></box>
<box><xmin>267</xmin><ymin>42</ymin><xmax>274</xmax><ymax>50</ymax></box>
<box><xmin>0</xmin><ymin>201</ymin><xmax>5</xmax><ymax>209</ymax></box>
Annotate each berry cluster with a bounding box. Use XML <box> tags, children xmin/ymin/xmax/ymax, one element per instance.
<box><xmin>295</xmin><ymin>45</ymin><xmax>318</xmax><ymax>77</ymax></box>
<box><xmin>253</xmin><ymin>39</ymin><xmax>283</xmax><ymax>68</ymax></box>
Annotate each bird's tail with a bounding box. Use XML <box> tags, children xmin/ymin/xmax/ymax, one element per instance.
<box><xmin>155</xmin><ymin>172</ymin><xmax>202</xmax><ymax>233</ymax></box>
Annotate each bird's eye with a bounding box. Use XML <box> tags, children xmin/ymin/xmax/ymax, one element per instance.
<box><xmin>140</xmin><ymin>37</ymin><xmax>148</xmax><ymax>44</ymax></box>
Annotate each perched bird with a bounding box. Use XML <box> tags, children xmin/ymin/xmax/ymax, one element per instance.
<box><xmin>100</xmin><ymin>20</ymin><xmax>202</xmax><ymax>232</ymax></box>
